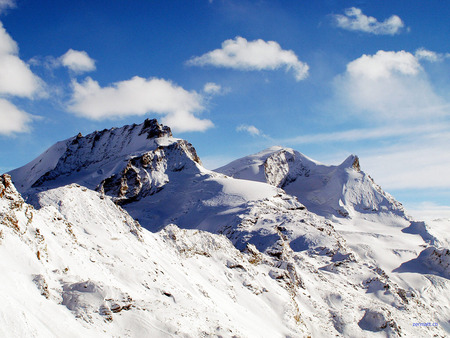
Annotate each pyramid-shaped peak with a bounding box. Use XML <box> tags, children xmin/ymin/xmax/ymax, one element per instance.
<box><xmin>339</xmin><ymin>154</ymin><xmax>360</xmax><ymax>171</ymax></box>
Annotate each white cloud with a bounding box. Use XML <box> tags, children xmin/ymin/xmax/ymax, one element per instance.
<box><xmin>415</xmin><ymin>48</ymin><xmax>440</xmax><ymax>62</ymax></box>
<box><xmin>203</xmin><ymin>82</ymin><xmax>222</xmax><ymax>94</ymax></box>
<box><xmin>0</xmin><ymin>0</ymin><xmax>16</xmax><ymax>13</ymax></box>
<box><xmin>162</xmin><ymin>110</ymin><xmax>213</xmax><ymax>133</ymax></box>
<box><xmin>333</xmin><ymin>7</ymin><xmax>404</xmax><ymax>35</ymax></box>
<box><xmin>334</xmin><ymin>50</ymin><xmax>447</xmax><ymax>120</ymax></box>
<box><xmin>236</xmin><ymin>124</ymin><xmax>261</xmax><ymax>136</ymax></box>
<box><xmin>346</xmin><ymin>50</ymin><xmax>420</xmax><ymax>79</ymax></box>
<box><xmin>0</xmin><ymin>98</ymin><xmax>34</xmax><ymax>135</ymax></box>
<box><xmin>60</xmin><ymin>49</ymin><xmax>96</xmax><ymax>73</ymax></box>
<box><xmin>0</xmin><ymin>22</ymin><xmax>42</xmax><ymax>97</ymax></box>
<box><xmin>414</xmin><ymin>48</ymin><xmax>450</xmax><ymax>62</ymax></box>
<box><xmin>0</xmin><ymin>21</ymin><xmax>43</xmax><ymax>136</ymax></box>
<box><xmin>68</xmin><ymin>76</ymin><xmax>213</xmax><ymax>132</ymax></box>
<box><xmin>187</xmin><ymin>36</ymin><xmax>309</xmax><ymax>81</ymax></box>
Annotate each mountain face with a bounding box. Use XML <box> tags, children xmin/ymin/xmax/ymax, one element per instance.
<box><xmin>216</xmin><ymin>146</ymin><xmax>406</xmax><ymax>219</ymax></box>
<box><xmin>10</xmin><ymin>119</ymin><xmax>200</xmax><ymax>196</ymax></box>
<box><xmin>4</xmin><ymin>120</ymin><xmax>450</xmax><ymax>337</ymax></box>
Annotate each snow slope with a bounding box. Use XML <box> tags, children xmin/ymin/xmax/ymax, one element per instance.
<box><xmin>0</xmin><ymin>174</ymin><xmax>307</xmax><ymax>337</ymax></box>
<box><xmin>2</xmin><ymin>174</ymin><xmax>448</xmax><ymax>336</ymax></box>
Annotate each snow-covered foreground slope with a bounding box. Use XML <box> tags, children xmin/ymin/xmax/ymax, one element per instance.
<box><xmin>2</xmin><ymin>173</ymin><xmax>449</xmax><ymax>337</ymax></box>
<box><xmin>4</xmin><ymin>120</ymin><xmax>450</xmax><ymax>336</ymax></box>
<box><xmin>0</xmin><ymin>174</ymin><xmax>306</xmax><ymax>337</ymax></box>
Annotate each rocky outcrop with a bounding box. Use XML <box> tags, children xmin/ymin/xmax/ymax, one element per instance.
<box><xmin>97</xmin><ymin>139</ymin><xmax>202</xmax><ymax>204</ymax></box>
<box><xmin>263</xmin><ymin>148</ymin><xmax>310</xmax><ymax>188</ymax></box>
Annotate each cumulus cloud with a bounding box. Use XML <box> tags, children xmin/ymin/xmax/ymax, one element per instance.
<box><xmin>68</xmin><ymin>76</ymin><xmax>213</xmax><ymax>132</ymax></box>
<box><xmin>333</xmin><ymin>7</ymin><xmax>404</xmax><ymax>35</ymax></box>
<box><xmin>60</xmin><ymin>49</ymin><xmax>96</xmax><ymax>73</ymax></box>
<box><xmin>187</xmin><ymin>36</ymin><xmax>309</xmax><ymax>81</ymax></box>
<box><xmin>0</xmin><ymin>21</ymin><xmax>42</xmax><ymax>135</ymax></box>
<box><xmin>0</xmin><ymin>99</ymin><xmax>34</xmax><ymax>135</ymax></box>
<box><xmin>0</xmin><ymin>22</ymin><xmax>42</xmax><ymax>97</ymax></box>
<box><xmin>236</xmin><ymin>124</ymin><xmax>261</xmax><ymax>136</ymax></box>
<box><xmin>334</xmin><ymin>50</ymin><xmax>446</xmax><ymax>119</ymax></box>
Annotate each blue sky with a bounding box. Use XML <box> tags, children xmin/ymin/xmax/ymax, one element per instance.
<box><xmin>0</xmin><ymin>0</ymin><xmax>449</xmax><ymax>219</ymax></box>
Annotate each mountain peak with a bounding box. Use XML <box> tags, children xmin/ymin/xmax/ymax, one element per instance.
<box><xmin>9</xmin><ymin>119</ymin><xmax>195</xmax><ymax>194</ymax></box>
<box><xmin>340</xmin><ymin>154</ymin><xmax>360</xmax><ymax>172</ymax></box>
<box><xmin>139</xmin><ymin>118</ymin><xmax>172</xmax><ymax>138</ymax></box>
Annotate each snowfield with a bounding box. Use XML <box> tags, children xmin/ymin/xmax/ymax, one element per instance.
<box><xmin>2</xmin><ymin>119</ymin><xmax>449</xmax><ymax>337</ymax></box>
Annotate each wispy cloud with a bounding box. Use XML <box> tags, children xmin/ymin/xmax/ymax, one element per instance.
<box><xmin>67</xmin><ymin>76</ymin><xmax>213</xmax><ymax>132</ymax></box>
<box><xmin>279</xmin><ymin>122</ymin><xmax>450</xmax><ymax>145</ymax></box>
<box><xmin>60</xmin><ymin>49</ymin><xmax>96</xmax><ymax>73</ymax></box>
<box><xmin>332</xmin><ymin>7</ymin><xmax>404</xmax><ymax>35</ymax></box>
<box><xmin>0</xmin><ymin>0</ymin><xmax>16</xmax><ymax>14</ymax></box>
<box><xmin>29</xmin><ymin>49</ymin><xmax>96</xmax><ymax>74</ymax></box>
<box><xmin>203</xmin><ymin>82</ymin><xmax>222</xmax><ymax>95</ymax></box>
<box><xmin>187</xmin><ymin>36</ymin><xmax>309</xmax><ymax>81</ymax></box>
<box><xmin>360</xmin><ymin>136</ymin><xmax>450</xmax><ymax>190</ymax></box>
<box><xmin>414</xmin><ymin>48</ymin><xmax>450</xmax><ymax>63</ymax></box>
<box><xmin>236</xmin><ymin>124</ymin><xmax>261</xmax><ymax>136</ymax></box>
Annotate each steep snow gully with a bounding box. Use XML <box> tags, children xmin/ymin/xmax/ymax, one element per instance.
<box><xmin>2</xmin><ymin>119</ymin><xmax>449</xmax><ymax>337</ymax></box>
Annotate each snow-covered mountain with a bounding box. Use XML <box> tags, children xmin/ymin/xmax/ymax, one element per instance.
<box><xmin>3</xmin><ymin>119</ymin><xmax>450</xmax><ymax>337</ymax></box>
<box><xmin>216</xmin><ymin>146</ymin><xmax>405</xmax><ymax>219</ymax></box>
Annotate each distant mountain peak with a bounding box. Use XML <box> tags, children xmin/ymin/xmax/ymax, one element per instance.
<box><xmin>217</xmin><ymin>147</ymin><xmax>405</xmax><ymax>219</ymax></box>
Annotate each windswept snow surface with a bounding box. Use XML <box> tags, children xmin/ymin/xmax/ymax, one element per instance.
<box><xmin>4</xmin><ymin>120</ymin><xmax>450</xmax><ymax>336</ymax></box>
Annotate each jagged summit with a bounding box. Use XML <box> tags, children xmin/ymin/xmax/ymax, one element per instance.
<box><xmin>216</xmin><ymin>146</ymin><xmax>405</xmax><ymax>219</ymax></box>
<box><xmin>9</xmin><ymin>119</ymin><xmax>202</xmax><ymax>197</ymax></box>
